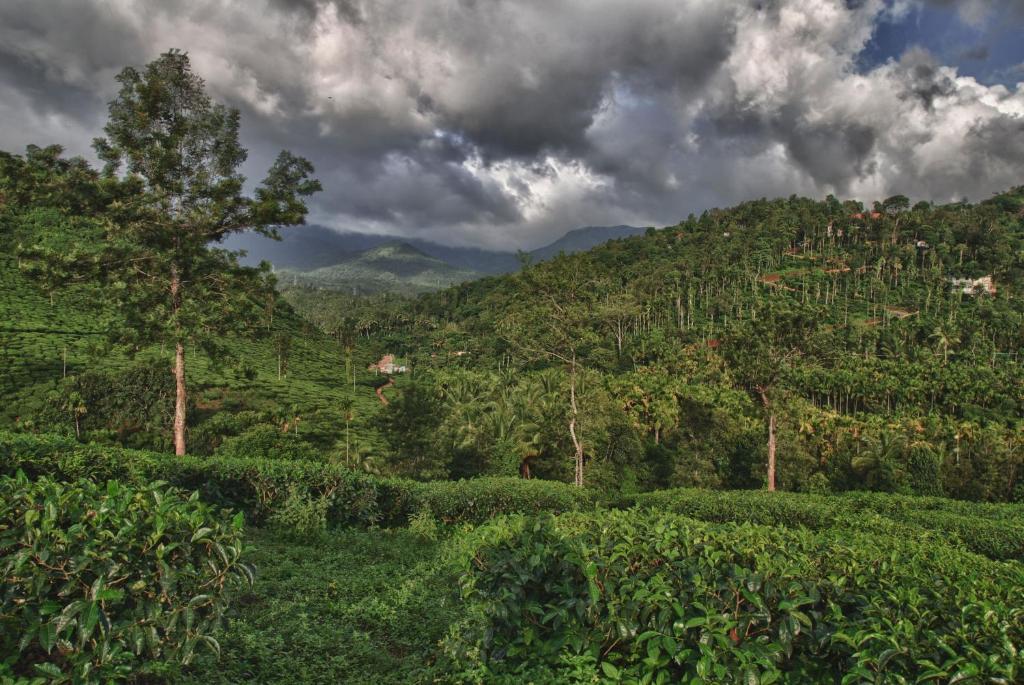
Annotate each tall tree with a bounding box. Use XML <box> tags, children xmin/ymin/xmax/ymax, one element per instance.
<box><xmin>722</xmin><ymin>303</ymin><xmax>817</xmax><ymax>491</ymax></box>
<box><xmin>23</xmin><ymin>50</ymin><xmax>320</xmax><ymax>455</ymax></box>
<box><xmin>500</xmin><ymin>259</ymin><xmax>599</xmax><ymax>487</ymax></box>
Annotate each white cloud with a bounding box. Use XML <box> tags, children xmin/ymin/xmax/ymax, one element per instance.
<box><xmin>0</xmin><ymin>0</ymin><xmax>1022</xmax><ymax>248</ymax></box>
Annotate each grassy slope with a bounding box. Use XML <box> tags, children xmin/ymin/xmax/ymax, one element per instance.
<box><xmin>0</xmin><ymin>252</ymin><xmax>397</xmax><ymax>454</ymax></box>
<box><xmin>181</xmin><ymin>527</ymin><xmax>459</xmax><ymax>685</ymax></box>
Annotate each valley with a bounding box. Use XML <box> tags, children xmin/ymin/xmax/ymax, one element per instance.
<box><xmin>2</xmin><ymin>40</ymin><xmax>1023</xmax><ymax>685</ymax></box>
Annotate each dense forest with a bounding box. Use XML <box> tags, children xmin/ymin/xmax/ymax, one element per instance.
<box><xmin>2</xmin><ymin>50</ymin><xmax>1023</xmax><ymax>684</ymax></box>
<box><xmin>286</xmin><ymin>188</ymin><xmax>1024</xmax><ymax>501</ymax></box>
<box><xmin>7</xmin><ymin>139</ymin><xmax>1022</xmax><ymax>501</ymax></box>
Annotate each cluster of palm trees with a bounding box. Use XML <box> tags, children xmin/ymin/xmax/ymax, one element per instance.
<box><xmin>435</xmin><ymin>368</ymin><xmax>561</xmax><ymax>478</ymax></box>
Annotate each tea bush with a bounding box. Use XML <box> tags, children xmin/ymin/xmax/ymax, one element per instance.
<box><xmin>268</xmin><ymin>483</ymin><xmax>331</xmax><ymax>539</ymax></box>
<box><xmin>409</xmin><ymin>477</ymin><xmax>595</xmax><ymax>525</ymax></box>
<box><xmin>630</xmin><ymin>487</ymin><xmax>1024</xmax><ymax>561</ymax></box>
<box><xmin>0</xmin><ymin>473</ymin><xmax>253</xmax><ymax>683</ymax></box>
<box><xmin>0</xmin><ymin>431</ymin><xmax>592</xmax><ymax>528</ymax></box>
<box><xmin>214</xmin><ymin>425</ymin><xmax>320</xmax><ymax>462</ymax></box>
<box><xmin>449</xmin><ymin>510</ymin><xmax>1024</xmax><ymax>683</ymax></box>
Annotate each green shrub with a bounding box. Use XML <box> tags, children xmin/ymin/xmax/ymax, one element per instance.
<box><xmin>268</xmin><ymin>483</ymin><xmax>330</xmax><ymax>540</ymax></box>
<box><xmin>214</xmin><ymin>425</ymin><xmax>320</xmax><ymax>462</ymax></box>
<box><xmin>0</xmin><ymin>431</ymin><xmax>592</xmax><ymax>530</ymax></box>
<box><xmin>409</xmin><ymin>477</ymin><xmax>594</xmax><ymax>525</ymax></box>
<box><xmin>449</xmin><ymin>510</ymin><xmax>1024</xmax><ymax>683</ymax></box>
<box><xmin>628</xmin><ymin>487</ymin><xmax>1024</xmax><ymax>561</ymax></box>
<box><xmin>0</xmin><ymin>473</ymin><xmax>253</xmax><ymax>683</ymax></box>
<box><xmin>408</xmin><ymin>507</ymin><xmax>440</xmax><ymax>542</ymax></box>
<box><xmin>33</xmin><ymin>359</ymin><xmax>177</xmax><ymax>451</ymax></box>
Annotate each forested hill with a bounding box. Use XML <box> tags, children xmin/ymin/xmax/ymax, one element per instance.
<box><xmin>2</xmin><ymin>140</ymin><xmax>1022</xmax><ymax>501</ymax></box>
<box><xmin>364</xmin><ymin>190</ymin><xmax>1024</xmax><ymax>500</ymax></box>
<box><xmin>274</xmin><ymin>242</ymin><xmax>482</xmax><ymax>296</ymax></box>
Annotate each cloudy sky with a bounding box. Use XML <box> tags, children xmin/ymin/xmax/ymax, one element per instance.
<box><xmin>1</xmin><ymin>0</ymin><xmax>1023</xmax><ymax>249</ymax></box>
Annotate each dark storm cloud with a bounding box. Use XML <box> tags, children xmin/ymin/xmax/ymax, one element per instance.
<box><xmin>0</xmin><ymin>0</ymin><xmax>1022</xmax><ymax>249</ymax></box>
<box><xmin>898</xmin><ymin>47</ymin><xmax>958</xmax><ymax>109</ymax></box>
<box><xmin>959</xmin><ymin>45</ymin><xmax>991</xmax><ymax>61</ymax></box>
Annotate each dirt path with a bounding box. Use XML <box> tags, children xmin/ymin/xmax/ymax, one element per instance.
<box><xmin>376</xmin><ymin>376</ymin><xmax>395</xmax><ymax>405</ymax></box>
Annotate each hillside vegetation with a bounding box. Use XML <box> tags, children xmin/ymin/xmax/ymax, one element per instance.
<box><xmin>325</xmin><ymin>190</ymin><xmax>1024</xmax><ymax>500</ymax></box>
<box><xmin>4</xmin><ymin>142</ymin><xmax>1022</xmax><ymax>499</ymax></box>
<box><xmin>275</xmin><ymin>242</ymin><xmax>483</xmax><ymax>295</ymax></box>
<box><xmin>4</xmin><ymin>431</ymin><xmax>1023</xmax><ymax>683</ymax></box>
<box><xmin>2</xmin><ymin>50</ymin><xmax>1023</xmax><ymax>684</ymax></box>
<box><xmin>0</xmin><ymin>147</ymin><xmax>394</xmax><ymax>461</ymax></box>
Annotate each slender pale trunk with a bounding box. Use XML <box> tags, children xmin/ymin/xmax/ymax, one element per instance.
<box><xmin>759</xmin><ymin>388</ymin><xmax>776</xmax><ymax>491</ymax></box>
<box><xmin>568</xmin><ymin>353</ymin><xmax>584</xmax><ymax>487</ymax></box>
<box><xmin>171</xmin><ymin>266</ymin><xmax>187</xmax><ymax>456</ymax></box>
<box><xmin>174</xmin><ymin>341</ymin><xmax>186</xmax><ymax>455</ymax></box>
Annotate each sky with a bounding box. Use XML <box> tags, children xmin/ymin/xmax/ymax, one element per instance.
<box><xmin>1</xmin><ymin>0</ymin><xmax>1023</xmax><ymax>250</ymax></box>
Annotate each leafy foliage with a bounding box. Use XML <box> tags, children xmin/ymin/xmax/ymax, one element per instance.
<box><xmin>35</xmin><ymin>359</ymin><xmax>177</xmax><ymax>450</ymax></box>
<box><xmin>351</xmin><ymin>189</ymin><xmax>1024</xmax><ymax>496</ymax></box>
<box><xmin>0</xmin><ymin>474</ymin><xmax>253</xmax><ymax>682</ymax></box>
<box><xmin>379</xmin><ymin>381</ymin><xmax>446</xmax><ymax>479</ymax></box>
<box><xmin>14</xmin><ymin>50</ymin><xmax>321</xmax><ymax>455</ymax></box>
<box><xmin>449</xmin><ymin>509</ymin><xmax>1024</xmax><ymax>683</ymax></box>
<box><xmin>214</xmin><ymin>425</ymin><xmax>319</xmax><ymax>462</ymax></box>
<box><xmin>626</xmin><ymin>488</ymin><xmax>1024</xmax><ymax>561</ymax></box>
<box><xmin>0</xmin><ymin>431</ymin><xmax>593</xmax><ymax>528</ymax></box>
<box><xmin>179</xmin><ymin>527</ymin><xmax>462</xmax><ymax>685</ymax></box>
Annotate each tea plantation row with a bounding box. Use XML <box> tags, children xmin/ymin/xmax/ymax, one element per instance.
<box><xmin>4</xmin><ymin>430</ymin><xmax>1022</xmax><ymax>561</ymax></box>
<box><xmin>0</xmin><ymin>431</ymin><xmax>593</xmax><ymax>529</ymax></box>
<box><xmin>451</xmin><ymin>510</ymin><xmax>1024</xmax><ymax>683</ymax></box>
<box><xmin>3</xmin><ymin>432</ymin><xmax>1024</xmax><ymax>683</ymax></box>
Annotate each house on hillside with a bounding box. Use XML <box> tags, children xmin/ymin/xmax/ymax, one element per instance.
<box><xmin>368</xmin><ymin>354</ymin><xmax>408</xmax><ymax>375</ymax></box>
<box><xmin>950</xmin><ymin>275</ymin><xmax>996</xmax><ymax>296</ymax></box>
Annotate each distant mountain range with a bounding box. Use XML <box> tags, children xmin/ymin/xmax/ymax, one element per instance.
<box><xmin>274</xmin><ymin>243</ymin><xmax>482</xmax><ymax>296</ymax></box>
<box><xmin>220</xmin><ymin>224</ymin><xmax>647</xmax><ymax>276</ymax></box>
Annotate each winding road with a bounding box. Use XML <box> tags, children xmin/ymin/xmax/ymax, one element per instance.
<box><xmin>376</xmin><ymin>376</ymin><xmax>395</xmax><ymax>405</ymax></box>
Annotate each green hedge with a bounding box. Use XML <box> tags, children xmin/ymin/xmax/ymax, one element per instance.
<box><xmin>628</xmin><ymin>488</ymin><xmax>1024</xmax><ymax>562</ymax></box>
<box><xmin>1</xmin><ymin>474</ymin><xmax>252</xmax><ymax>683</ymax></box>
<box><xmin>448</xmin><ymin>510</ymin><xmax>1024</xmax><ymax>683</ymax></box>
<box><xmin>0</xmin><ymin>431</ymin><xmax>592</xmax><ymax>528</ymax></box>
<box><xmin>837</xmin><ymin>490</ymin><xmax>1024</xmax><ymax>522</ymax></box>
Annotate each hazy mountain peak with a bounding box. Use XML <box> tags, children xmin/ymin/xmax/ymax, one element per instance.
<box><xmin>361</xmin><ymin>242</ymin><xmax>435</xmax><ymax>261</ymax></box>
<box><xmin>223</xmin><ymin>224</ymin><xmax>646</xmax><ymax>290</ymax></box>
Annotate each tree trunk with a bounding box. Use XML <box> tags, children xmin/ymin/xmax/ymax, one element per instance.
<box><xmin>172</xmin><ymin>340</ymin><xmax>187</xmax><ymax>455</ymax></box>
<box><xmin>758</xmin><ymin>388</ymin><xmax>776</xmax><ymax>492</ymax></box>
<box><xmin>568</xmin><ymin>354</ymin><xmax>584</xmax><ymax>487</ymax></box>
<box><xmin>171</xmin><ymin>266</ymin><xmax>187</xmax><ymax>456</ymax></box>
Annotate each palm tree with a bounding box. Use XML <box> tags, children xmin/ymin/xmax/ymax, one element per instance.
<box><xmin>929</xmin><ymin>325</ymin><xmax>960</xmax><ymax>364</ymax></box>
<box><xmin>851</xmin><ymin>431</ymin><xmax>907</xmax><ymax>492</ymax></box>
